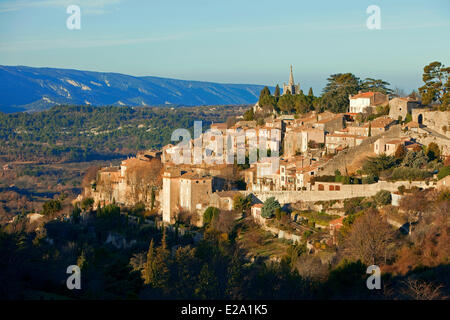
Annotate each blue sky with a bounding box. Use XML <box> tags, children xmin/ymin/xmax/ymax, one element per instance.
<box><xmin>0</xmin><ymin>0</ymin><xmax>449</xmax><ymax>93</ymax></box>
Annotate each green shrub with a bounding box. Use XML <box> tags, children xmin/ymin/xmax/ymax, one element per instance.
<box><xmin>426</xmin><ymin>142</ymin><xmax>440</xmax><ymax>161</ymax></box>
<box><xmin>203</xmin><ymin>207</ymin><xmax>220</xmax><ymax>225</ymax></box>
<box><xmin>389</xmin><ymin>167</ymin><xmax>432</xmax><ymax>181</ymax></box>
<box><xmin>42</xmin><ymin>199</ymin><xmax>62</xmax><ymax>216</ymax></box>
<box><xmin>362</xmin><ymin>174</ymin><xmax>377</xmax><ymax>184</ymax></box>
<box><xmin>437</xmin><ymin>166</ymin><xmax>450</xmax><ymax>180</ymax></box>
<box><xmin>261</xmin><ymin>197</ymin><xmax>281</xmax><ymax>219</ymax></box>
<box><xmin>405</xmin><ymin>112</ymin><xmax>412</xmax><ymax>123</ymax></box>
<box><xmin>373</xmin><ymin>190</ymin><xmax>391</xmax><ymax>206</ymax></box>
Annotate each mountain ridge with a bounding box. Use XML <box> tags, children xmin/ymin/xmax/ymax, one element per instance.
<box><xmin>0</xmin><ymin>65</ymin><xmax>271</xmax><ymax>113</ymax></box>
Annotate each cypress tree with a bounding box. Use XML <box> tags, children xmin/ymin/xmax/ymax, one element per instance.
<box><xmin>274</xmin><ymin>84</ymin><xmax>280</xmax><ymax>98</ymax></box>
<box><xmin>143</xmin><ymin>239</ymin><xmax>155</xmax><ymax>285</ymax></box>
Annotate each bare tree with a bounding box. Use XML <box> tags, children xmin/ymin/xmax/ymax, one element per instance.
<box><xmin>344</xmin><ymin>209</ymin><xmax>395</xmax><ymax>265</ymax></box>
<box><xmin>212</xmin><ymin>211</ymin><xmax>235</xmax><ymax>234</ymax></box>
<box><xmin>402</xmin><ymin>279</ymin><xmax>446</xmax><ymax>300</ymax></box>
<box><xmin>177</xmin><ymin>209</ymin><xmax>197</xmax><ymax>226</ymax></box>
<box><xmin>399</xmin><ymin>190</ymin><xmax>428</xmax><ymax>236</ymax></box>
<box><xmin>295</xmin><ymin>255</ymin><xmax>328</xmax><ymax>281</ymax></box>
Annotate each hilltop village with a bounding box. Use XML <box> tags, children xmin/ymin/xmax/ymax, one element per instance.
<box><xmin>79</xmin><ymin>66</ymin><xmax>450</xmax><ymax>253</ymax></box>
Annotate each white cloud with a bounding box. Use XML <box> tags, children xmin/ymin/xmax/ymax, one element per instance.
<box><xmin>0</xmin><ymin>34</ymin><xmax>186</xmax><ymax>52</ymax></box>
<box><xmin>0</xmin><ymin>0</ymin><xmax>122</xmax><ymax>14</ymax></box>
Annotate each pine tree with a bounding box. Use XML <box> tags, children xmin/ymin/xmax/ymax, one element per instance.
<box><xmin>195</xmin><ymin>264</ymin><xmax>220</xmax><ymax>299</ymax></box>
<box><xmin>226</xmin><ymin>253</ymin><xmax>244</xmax><ymax>299</ymax></box>
<box><xmin>161</xmin><ymin>227</ymin><xmax>168</xmax><ymax>250</ymax></box>
<box><xmin>308</xmin><ymin>87</ymin><xmax>314</xmax><ymax>97</ymax></box>
<box><xmin>274</xmin><ymin>84</ymin><xmax>280</xmax><ymax>98</ymax></box>
<box><xmin>259</xmin><ymin>86</ymin><xmax>271</xmax><ymax>102</ymax></box>
<box><xmin>243</xmin><ymin>108</ymin><xmax>254</xmax><ymax>121</ymax></box>
<box><xmin>151</xmin><ymin>188</ymin><xmax>155</xmax><ymax>210</ymax></box>
<box><xmin>143</xmin><ymin>239</ymin><xmax>155</xmax><ymax>285</ymax></box>
<box><xmin>151</xmin><ymin>228</ymin><xmax>171</xmax><ymax>291</ymax></box>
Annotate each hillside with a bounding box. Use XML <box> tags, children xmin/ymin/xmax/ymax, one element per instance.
<box><xmin>0</xmin><ymin>104</ymin><xmax>244</xmax><ymax>163</ymax></box>
<box><xmin>0</xmin><ymin>65</ymin><xmax>270</xmax><ymax>113</ymax></box>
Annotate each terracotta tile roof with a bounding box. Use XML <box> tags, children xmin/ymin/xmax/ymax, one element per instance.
<box><xmin>351</xmin><ymin>92</ymin><xmax>375</xmax><ymax>99</ymax></box>
<box><xmin>101</xmin><ymin>167</ymin><xmax>120</xmax><ymax>173</ymax></box>
<box><xmin>364</xmin><ymin>117</ymin><xmax>394</xmax><ymax>128</ymax></box>
<box><xmin>296</xmin><ymin>162</ymin><xmax>321</xmax><ymax>173</ymax></box>
<box><xmin>211</xmin><ymin>123</ymin><xmax>227</xmax><ymax>129</ymax></box>
<box><xmin>385</xmin><ymin>139</ymin><xmax>403</xmax><ymax>145</ymax></box>
<box><xmin>330</xmin><ymin>217</ymin><xmax>344</xmax><ymax>226</ymax></box>
<box><xmin>180</xmin><ymin>172</ymin><xmax>212</xmax><ymax>180</ymax></box>
<box><xmin>326</xmin><ymin>133</ymin><xmax>362</xmax><ymax>139</ymax></box>
<box><xmin>317</xmin><ymin>114</ymin><xmax>343</xmax><ymax>124</ymax></box>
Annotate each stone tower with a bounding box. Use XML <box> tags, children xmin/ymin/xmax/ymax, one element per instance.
<box><xmin>283</xmin><ymin>65</ymin><xmax>300</xmax><ymax>95</ymax></box>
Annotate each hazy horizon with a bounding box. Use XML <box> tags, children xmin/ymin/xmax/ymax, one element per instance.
<box><xmin>1</xmin><ymin>0</ymin><xmax>449</xmax><ymax>94</ymax></box>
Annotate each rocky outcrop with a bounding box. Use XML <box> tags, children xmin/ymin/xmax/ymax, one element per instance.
<box><xmin>82</xmin><ymin>152</ymin><xmax>163</xmax><ymax>209</ymax></box>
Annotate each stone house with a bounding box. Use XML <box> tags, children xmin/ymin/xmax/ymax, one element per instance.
<box><xmin>251</xmin><ymin>203</ymin><xmax>265</xmax><ymax>225</ymax></box>
<box><xmin>277</xmin><ymin>161</ymin><xmax>297</xmax><ymax>191</ymax></box>
<box><xmin>210</xmin><ymin>191</ymin><xmax>240</xmax><ymax>211</ymax></box>
<box><xmin>295</xmin><ymin>162</ymin><xmax>320</xmax><ymax>190</ymax></box>
<box><xmin>348</xmin><ymin>91</ymin><xmax>389</xmax><ymax>114</ymax></box>
<box><xmin>210</xmin><ymin>122</ymin><xmax>228</xmax><ymax>135</ymax></box>
<box><xmin>388</xmin><ymin>97</ymin><xmax>421</xmax><ymax>121</ymax></box>
<box><xmin>162</xmin><ymin>168</ymin><xmax>213</xmax><ymax>226</ymax></box>
<box><xmin>437</xmin><ymin>175</ymin><xmax>450</xmax><ymax>190</ymax></box>
<box><xmin>391</xmin><ymin>192</ymin><xmax>404</xmax><ymax>206</ymax></box>
<box><xmin>346</xmin><ymin>117</ymin><xmax>395</xmax><ymax>137</ymax></box>
<box><xmin>329</xmin><ymin>216</ymin><xmax>344</xmax><ymax>245</ymax></box>
<box><xmin>313</xmin><ymin>114</ymin><xmax>345</xmax><ymax>133</ymax></box>
<box><xmin>364</xmin><ymin>117</ymin><xmax>396</xmax><ymax>136</ymax></box>
<box><xmin>325</xmin><ymin>133</ymin><xmax>366</xmax><ymax>152</ymax></box>
<box><xmin>234</xmin><ymin>120</ymin><xmax>257</xmax><ymax>129</ymax></box>
<box><xmin>403</xmin><ymin>121</ymin><xmax>421</xmax><ymax>133</ymax></box>
<box><xmin>283</xmin><ymin>126</ymin><xmax>325</xmax><ymax>157</ymax></box>
<box><xmin>374</xmin><ymin>138</ymin><xmax>406</xmax><ymax>156</ymax></box>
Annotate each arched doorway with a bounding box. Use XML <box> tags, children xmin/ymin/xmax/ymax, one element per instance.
<box><xmin>418</xmin><ymin>114</ymin><xmax>423</xmax><ymax>125</ymax></box>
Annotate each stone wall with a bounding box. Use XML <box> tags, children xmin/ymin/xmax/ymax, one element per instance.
<box><xmin>412</xmin><ymin>109</ymin><xmax>450</xmax><ymax>138</ymax></box>
<box><xmin>260</xmin><ymin>224</ymin><xmax>301</xmax><ymax>244</ymax></box>
<box><xmin>319</xmin><ymin>125</ymin><xmax>401</xmax><ymax>176</ymax></box>
<box><xmin>242</xmin><ymin>180</ymin><xmax>429</xmax><ymax>205</ymax></box>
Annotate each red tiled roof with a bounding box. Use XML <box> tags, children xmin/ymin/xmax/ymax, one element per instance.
<box><xmin>363</xmin><ymin>117</ymin><xmax>394</xmax><ymax>128</ymax></box>
<box><xmin>351</xmin><ymin>92</ymin><xmax>375</xmax><ymax>99</ymax></box>
<box><xmin>330</xmin><ymin>217</ymin><xmax>344</xmax><ymax>226</ymax></box>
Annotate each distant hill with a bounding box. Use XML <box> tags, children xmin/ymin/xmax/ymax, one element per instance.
<box><xmin>0</xmin><ymin>65</ymin><xmax>271</xmax><ymax>113</ymax></box>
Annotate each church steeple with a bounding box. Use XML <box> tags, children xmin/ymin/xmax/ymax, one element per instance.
<box><xmin>283</xmin><ymin>65</ymin><xmax>300</xmax><ymax>95</ymax></box>
<box><xmin>289</xmin><ymin>65</ymin><xmax>294</xmax><ymax>86</ymax></box>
